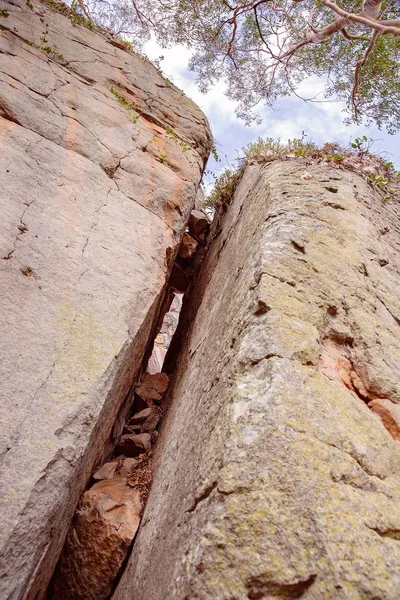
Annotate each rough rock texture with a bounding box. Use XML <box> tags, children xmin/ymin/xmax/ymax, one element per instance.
<box><xmin>0</xmin><ymin>1</ymin><xmax>211</xmax><ymax>597</ymax></box>
<box><xmin>113</xmin><ymin>162</ymin><xmax>400</xmax><ymax>599</ymax></box>
<box><xmin>52</xmin><ymin>478</ymin><xmax>142</xmax><ymax>600</ymax></box>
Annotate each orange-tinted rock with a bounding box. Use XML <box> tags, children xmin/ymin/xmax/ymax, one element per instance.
<box><xmin>52</xmin><ymin>479</ymin><xmax>142</xmax><ymax>599</ymax></box>
<box><xmin>135</xmin><ymin>373</ymin><xmax>169</xmax><ymax>405</ymax></box>
<box><xmin>319</xmin><ymin>341</ymin><xmax>353</xmax><ymax>390</ymax></box>
<box><xmin>370</xmin><ymin>399</ymin><xmax>400</xmax><ymax>447</ymax></box>
<box><xmin>114</xmin><ymin>433</ymin><xmax>152</xmax><ymax>457</ymax></box>
<box><xmin>179</xmin><ymin>232</ymin><xmax>198</xmax><ymax>261</ymax></box>
<box><xmin>93</xmin><ymin>457</ymin><xmax>139</xmax><ymax>481</ymax></box>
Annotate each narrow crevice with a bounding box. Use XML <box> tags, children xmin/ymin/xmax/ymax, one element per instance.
<box><xmin>46</xmin><ymin>204</ymin><xmax>215</xmax><ymax>600</ymax></box>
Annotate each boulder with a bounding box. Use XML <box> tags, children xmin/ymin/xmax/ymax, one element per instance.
<box><xmin>188</xmin><ymin>209</ymin><xmax>210</xmax><ymax>240</ymax></box>
<box><xmin>135</xmin><ymin>373</ymin><xmax>169</xmax><ymax>405</ymax></box>
<box><xmin>52</xmin><ymin>479</ymin><xmax>142</xmax><ymax>600</ymax></box>
<box><xmin>178</xmin><ymin>232</ymin><xmax>198</xmax><ymax>261</ymax></box>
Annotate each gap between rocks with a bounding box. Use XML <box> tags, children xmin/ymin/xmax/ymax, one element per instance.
<box><xmin>46</xmin><ymin>208</ymin><xmax>213</xmax><ymax>600</ymax></box>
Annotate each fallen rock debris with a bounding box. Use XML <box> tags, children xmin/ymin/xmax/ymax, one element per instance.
<box><xmin>52</xmin><ymin>371</ymin><xmax>169</xmax><ymax>599</ymax></box>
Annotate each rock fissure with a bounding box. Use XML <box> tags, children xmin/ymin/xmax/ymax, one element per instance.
<box><xmin>47</xmin><ymin>206</ymin><xmax>212</xmax><ymax>599</ymax></box>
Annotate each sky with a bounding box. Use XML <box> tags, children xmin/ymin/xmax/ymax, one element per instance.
<box><xmin>144</xmin><ymin>38</ymin><xmax>400</xmax><ymax>183</ymax></box>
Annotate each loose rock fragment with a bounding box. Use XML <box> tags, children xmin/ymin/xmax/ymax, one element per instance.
<box><xmin>141</xmin><ymin>409</ymin><xmax>161</xmax><ymax>434</ymax></box>
<box><xmin>135</xmin><ymin>373</ymin><xmax>169</xmax><ymax>405</ymax></box>
<box><xmin>115</xmin><ymin>433</ymin><xmax>152</xmax><ymax>457</ymax></box>
<box><xmin>189</xmin><ymin>209</ymin><xmax>210</xmax><ymax>240</ymax></box>
<box><xmin>169</xmin><ymin>262</ymin><xmax>190</xmax><ymax>293</ymax></box>
<box><xmin>179</xmin><ymin>232</ymin><xmax>198</xmax><ymax>261</ymax></box>
<box><xmin>93</xmin><ymin>460</ymin><xmax>119</xmax><ymax>481</ymax></box>
<box><xmin>129</xmin><ymin>408</ymin><xmax>154</xmax><ymax>425</ymax></box>
<box><xmin>93</xmin><ymin>457</ymin><xmax>139</xmax><ymax>481</ymax></box>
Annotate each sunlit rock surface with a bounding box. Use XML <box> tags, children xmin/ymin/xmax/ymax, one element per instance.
<box><xmin>114</xmin><ymin>162</ymin><xmax>400</xmax><ymax>599</ymax></box>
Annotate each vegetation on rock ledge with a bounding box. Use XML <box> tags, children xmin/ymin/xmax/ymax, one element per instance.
<box><xmin>206</xmin><ymin>136</ymin><xmax>400</xmax><ymax>210</ymax></box>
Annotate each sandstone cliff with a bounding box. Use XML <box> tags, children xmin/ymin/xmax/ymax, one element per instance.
<box><xmin>0</xmin><ymin>1</ymin><xmax>211</xmax><ymax>598</ymax></box>
<box><xmin>113</xmin><ymin>161</ymin><xmax>400</xmax><ymax>599</ymax></box>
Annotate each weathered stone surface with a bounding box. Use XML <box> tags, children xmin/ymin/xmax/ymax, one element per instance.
<box><xmin>114</xmin><ymin>162</ymin><xmax>400</xmax><ymax>599</ymax></box>
<box><xmin>0</xmin><ymin>0</ymin><xmax>211</xmax><ymax>597</ymax></box>
<box><xmin>52</xmin><ymin>478</ymin><xmax>142</xmax><ymax>600</ymax></box>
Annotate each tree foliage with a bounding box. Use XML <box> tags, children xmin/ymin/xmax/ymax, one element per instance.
<box><xmin>78</xmin><ymin>0</ymin><xmax>400</xmax><ymax>132</ymax></box>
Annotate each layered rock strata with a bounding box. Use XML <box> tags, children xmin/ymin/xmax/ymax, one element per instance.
<box><xmin>114</xmin><ymin>161</ymin><xmax>400</xmax><ymax>599</ymax></box>
<box><xmin>0</xmin><ymin>1</ymin><xmax>211</xmax><ymax>597</ymax></box>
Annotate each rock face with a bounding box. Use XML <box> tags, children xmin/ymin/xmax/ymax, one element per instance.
<box><xmin>0</xmin><ymin>1</ymin><xmax>211</xmax><ymax>597</ymax></box>
<box><xmin>113</xmin><ymin>162</ymin><xmax>400</xmax><ymax>599</ymax></box>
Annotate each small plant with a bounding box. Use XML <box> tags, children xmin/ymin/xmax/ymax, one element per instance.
<box><xmin>0</xmin><ymin>9</ymin><xmax>9</xmax><ymax>17</ymax></box>
<box><xmin>38</xmin><ymin>20</ymin><xmax>64</xmax><ymax>61</ymax></box>
<box><xmin>26</xmin><ymin>0</ymin><xmax>33</xmax><ymax>10</ymax></box>
<box><xmin>42</xmin><ymin>0</ymin><xmax>96</xmax><ymax>31</ymax></box>
<box><xmin>369</xmin><ymin>174</ymin><xmax>389</xmax><ymax>187</ymax></box>
<box><xmin>165</xmin><ymin>124</ymin><xmax>192</xmax><ymax>154</ymax></box>
<box><xmin>118</xmin><ymin>38</ymin><xmax>134</xmax><ymax>53</ymax></box>
<box><xmin>350</xmin><ymin>135</ymin><xmax>375</xmax><ymax>157</ymax></box>
<box><xmin>159</xmin><ymin>151</ymin><xmax>167</xmax><ymax>165</ymax></box>
<box><xmin>109</xmin><ymin>87</ymin><xmax>141</xmax><ymax>124</ymax></box>
<box><xmin>205</xmin><ymin>168</ymin><xmax>244</xmax><ymax>210</ymax></box>
<box><xmin>40</xmin><ymin>20</ymin><xmax>49</xmax><ymax>46</ymax></box>
<box><xmin>211</xmin><ymin>144</ymin><xmax>220</xmax><ymax>162</ymax></box>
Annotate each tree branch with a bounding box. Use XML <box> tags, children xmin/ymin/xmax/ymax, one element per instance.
<box><xmin>322</xmin><ymin>0</ymin><xmax>400</xmax><ymax>36</ymax></box>
<box><xmin>352</xmin><ymin>30</ymin><xmax>379</xmax><ymax>116</ymax></box>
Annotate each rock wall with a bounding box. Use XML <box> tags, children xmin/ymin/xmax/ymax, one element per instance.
<box><xmin>0</xmin><ymin>1</ymin><xmax>211</xmax><ymax>598</ymax></box>
<box><xmin>113</xmin><ymin>161</ymin><xmax>400</xmax><ymax>599</ymax></box>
